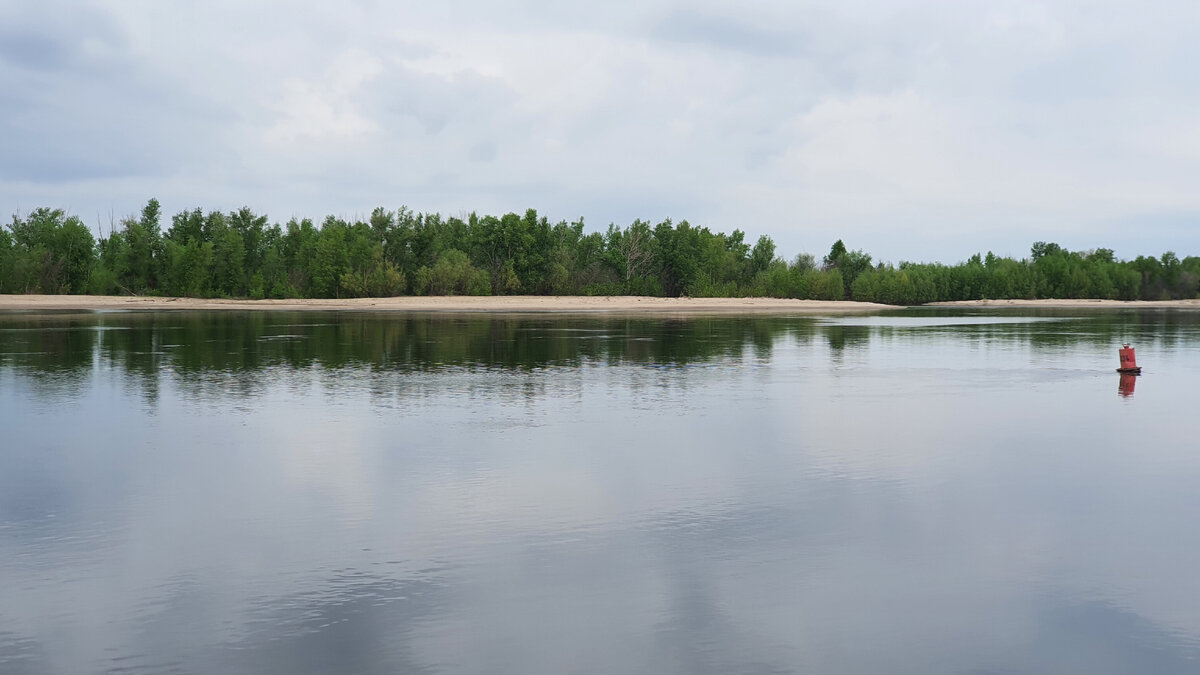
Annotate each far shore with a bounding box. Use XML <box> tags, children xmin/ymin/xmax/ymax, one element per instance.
<box><xmin>0</xmin><ymin>295</ymin><xmax>1197</xmax><ymax>315</ymax></box>
<box><xmin>926</xmin><ymin>298</ymin><xmax>1200</xmax><ymax>309</ymax></box>
<box><xmin>0</xmin><ymin>294</ymin><xmax>894</xmax><ymax>315</ymax></box>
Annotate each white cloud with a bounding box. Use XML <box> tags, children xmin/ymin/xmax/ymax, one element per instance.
<box><xmin>264</xmin><ymin>50</ymin><xmax>383</xmax><ymax>144</ymax></box>
<box><xmin>2</xmin><ymin>0</ymin><xmax>1198</xmax><ymax>261</ymax></box>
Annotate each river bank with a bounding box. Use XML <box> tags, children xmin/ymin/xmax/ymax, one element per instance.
<box><xmin>927</xmin><ymin>298</ymin><xmax>1200</xmax><ymax>309</ymax></box>
<box><xmin>3</xmin><ymin>295</ymin><xmax>1198</xmax><ymax>314</ymax></box>
<box><xmin>0</xmin><ymin>294</ymin><xmax>895</xmax><ymax>315</ymax></box>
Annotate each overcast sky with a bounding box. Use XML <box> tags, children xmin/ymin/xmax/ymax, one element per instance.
<box><xmin>2</xmin><ymin>1</ymin><xmax>1197</xmax><ymax>263</ymax></box>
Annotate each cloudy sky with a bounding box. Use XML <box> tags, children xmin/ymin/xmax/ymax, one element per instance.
<box><xmin>2</xmin><ymin>0</ymin><xmax>1197</xmax><ymax>262</ymax></box>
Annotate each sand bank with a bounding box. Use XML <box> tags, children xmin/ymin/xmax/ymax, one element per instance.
<box><xmin>5</xmin><ymin>295</ymin><xmax>1197</xmax><ymax>315</ymax></box>
<box><xmin>0</xmin><ymin>294</ymin><xmax>896</xmax><ymax>315</ymax></box>
<box><xmin>927</xmin><ymin>298</ymin><xmax>1200</xmax><ymax>309</ymax></box>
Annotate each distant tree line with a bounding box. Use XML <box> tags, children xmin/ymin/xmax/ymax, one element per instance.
<box><xmin>2</xmin><ymin>199</ymin><xmax>1197</xmax><ymax>303</ymax></box>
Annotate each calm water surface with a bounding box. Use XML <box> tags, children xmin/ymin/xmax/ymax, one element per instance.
<box><xmin>2</xmin><ymin>308</ymin><xmax>1199</xmax><ymax>674</ymax></box>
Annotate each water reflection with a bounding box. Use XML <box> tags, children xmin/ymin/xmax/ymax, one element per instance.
<box><xmin>1028</xmin><ymin>597</ymin><xmax>1200</xmax><ymax>674</ymax></box>
<box><xmin>1</xmin><ymin>309</ymin><xmax>1196</xmax><ymax>405</ymax></box>
<box><xmin>1119</xmin><ymin>372</ymin><xmax>1138</xmax><ymax>398</ymax></box>
<box><xmin>2</xmin><ymin>308</ymin><xmax>1200</xmax><ymax>674</ymax></box>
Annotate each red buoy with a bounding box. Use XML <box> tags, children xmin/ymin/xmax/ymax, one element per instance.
<box><xmin>1117</xmin><ymin>344</ymin><xmax>1141</xmax><ymax>374</ymax></box>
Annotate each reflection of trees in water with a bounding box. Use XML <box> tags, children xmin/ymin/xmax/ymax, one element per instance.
<box><xmin>823</xmin><ymin>324</ymin><xmax>871</xmax><ymax>354</ymax></box>
<box><xmin>0</xmin><ymin>314</ymin><xmax>97</xmax><ymax>402</ymax></box>
<box><xmin>2</xmin><ymin>310</ymin><xmax>1197</xmax><ymax>404</ymax></box>
<box><xmin>0</xmin><ymin>313</ymin><xmax>814</xmax><ymax>402</ymax></box>
<box><xmin>891</xmin><ymin>308</ymin><xmax>1200</xmax><ymax>351</ymax></box>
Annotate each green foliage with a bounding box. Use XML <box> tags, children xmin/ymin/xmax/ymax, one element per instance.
<box><xmin>498</xmin><ymin>260</ymin><xmax>521</xmax><ymax>294</ymax></box>
<box><xmin>340</xmin><ymin>246</ymin><xmax>406</xmax><ymax>298</ymax></box>
<box><xmin>824</xmin><ymin>240</ymin><xmax>847</xmax><ymax>268</ymax></box>
<box><xmin>168</xmin><ymin>208</ymin><xmax>205</xmax><ymax>244</ymax></box>
<box><xmin>422</xmin><ymin>249</ymin><xmax>489</xmax><ymax>296</ymax></box>
<box><xmin>310</xmin><ymin>222</ymin><xmax>347</xmax><ymax>298</ymax></box>
<box><xmin>6</xmin><ymin>208</ymin><xmax>96</xmax><ymax>293</ymax></box>
<box><xmin>819</xmin><ymin>269</ymin><xmax>844</xmax><ymax>301</ymax></box>
<box><xmin>547</xmin><ymin>262</ymin><xmax>570</xmax><ymax>295</ymax></box>
<box><xmin>821</xmin><ymin>240</ymin><xmax>872</xmax><ymax>299</ymax></box>
<box><xmin>163</xmin><ymin>239</ymin><xmax>213</xmax><ymax>298</ymax></box>
<box><xmin>654</xmin><ymin>219</ymin><xmax>700</xmax><ymax>296</ymax></box>
<box><xmin>212</xmin><ymin>228</ymin><xmax>247</xmax><ymax>297</ymax></box>
<box><xmin>749</xmin><ymin>235</ymin><xmax>776</xmax><ymax>277</ymax></box>
<box><xmin>755</xmin><ymin>261</ymin><xmax>790</xmax><ymax>298</ymax></box>
<box><xmin>3</xmin><ymin>198</ymin><xmax>1198</xmax><ymax>304</ymax></box>
<box><xmin>0</xmin><ymin>228</ymin><xmax>12</xmax><ymax>293</ymax></box>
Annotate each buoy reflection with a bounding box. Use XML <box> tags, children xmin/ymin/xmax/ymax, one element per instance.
<box><xmin>1118</xmin><ymin>372</ymin><xmax>1137</xmax><ymax>398</ymax></box>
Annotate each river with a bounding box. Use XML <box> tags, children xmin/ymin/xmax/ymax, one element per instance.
<box><xmin>2</xmin><ymin>308</ymin><xmax>1199</xmax><ymax>674</ymax></box>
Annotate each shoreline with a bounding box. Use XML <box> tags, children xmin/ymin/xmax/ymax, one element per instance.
<box><xmin>926</xmin><ymin>298</ymin><xmax>1200</xmax><ymax>309</ymax></box>
<box><xmin>0</xmin><ymin>295</ymin><xmax>1197</xmax><ymax>315</ymax></box>
<box><xmin>0</xmin><ymin>294</ymin><xmax>895</xmax><ymax>315</ymax></box>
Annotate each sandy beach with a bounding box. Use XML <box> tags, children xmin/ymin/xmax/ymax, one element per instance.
<box><xmin>2</xmin><ymin>295</ymin><xmax>1197</xmax><ymax>314</ymax></box>
<box><xmin>0</xmin><ymin>294</ymin><xmax>898</xmax><ymax>315</ymax></box>
<box><xmin>927</xmin><ymin>298</ymin><xmax>1200</xmax><ymax>309</ymax></box>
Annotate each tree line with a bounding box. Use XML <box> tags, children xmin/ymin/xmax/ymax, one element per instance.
<box><xmin>2</xmin><ymin>199</ymin><xmax>1197</xmax><ymax>303</ymax></box>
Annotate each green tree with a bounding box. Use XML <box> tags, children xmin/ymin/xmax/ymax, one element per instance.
<box><xmin>211</xmin><ymin>228</ymin><xmax>246</xmax><ymax>296</ymax></box>
<box><xmin>164</xmin><ymin>239</ymin><xmax>214</xmax><ymax>297</ymax></box>
<box><xmin>0</xmin><ymin>228</ymin><xmax>12</xmax><ymax>292</ymax></box>
<box><xmin>749</xmin><ymin>235</ymin><xmax>776</xmax><ymax>277</ymax></box>
<box><xmin>655</xmin><ymin>219</ymin><xmax>702</xmax><ymax>296</ymax></box>
<box><xmin>7</xmin><ymin>208</ymin><xmax>96</xmax><ymax>294</ymax></box>
<box><xmin>105</xmin><ymin>199</ymin><xmax>168</xmax><ymax>294</ymax></box>
<box><xmin>824</xmin><ymin>240</ymin><xmax>847</xmax><ymax>269</ymax></box>
<box><xmin>340</xmin><ymin>245</ymin><xmax>406</xmax><ymax>298</ymax></box>
<box><xmin>310</xmin><ymin>221</ymin><xmax>348</xmax><ymax>298</ymax></box>
<box><xmin>168</xmin><ymin>208</ymin><xmax>205</xmax><ymax>245</ymax></box>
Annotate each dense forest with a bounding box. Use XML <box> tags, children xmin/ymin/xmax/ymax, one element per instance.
<box><xmin>2</xmin><ymin>199</ymin><xmax>1197</xmax><ymax>303</ymax></box>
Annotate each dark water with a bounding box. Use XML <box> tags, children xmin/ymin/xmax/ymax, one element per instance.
<box><xmin>2</xmin><ymin>308</ymin><xmax>1200</xmax><ymax>674</ymax></box>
